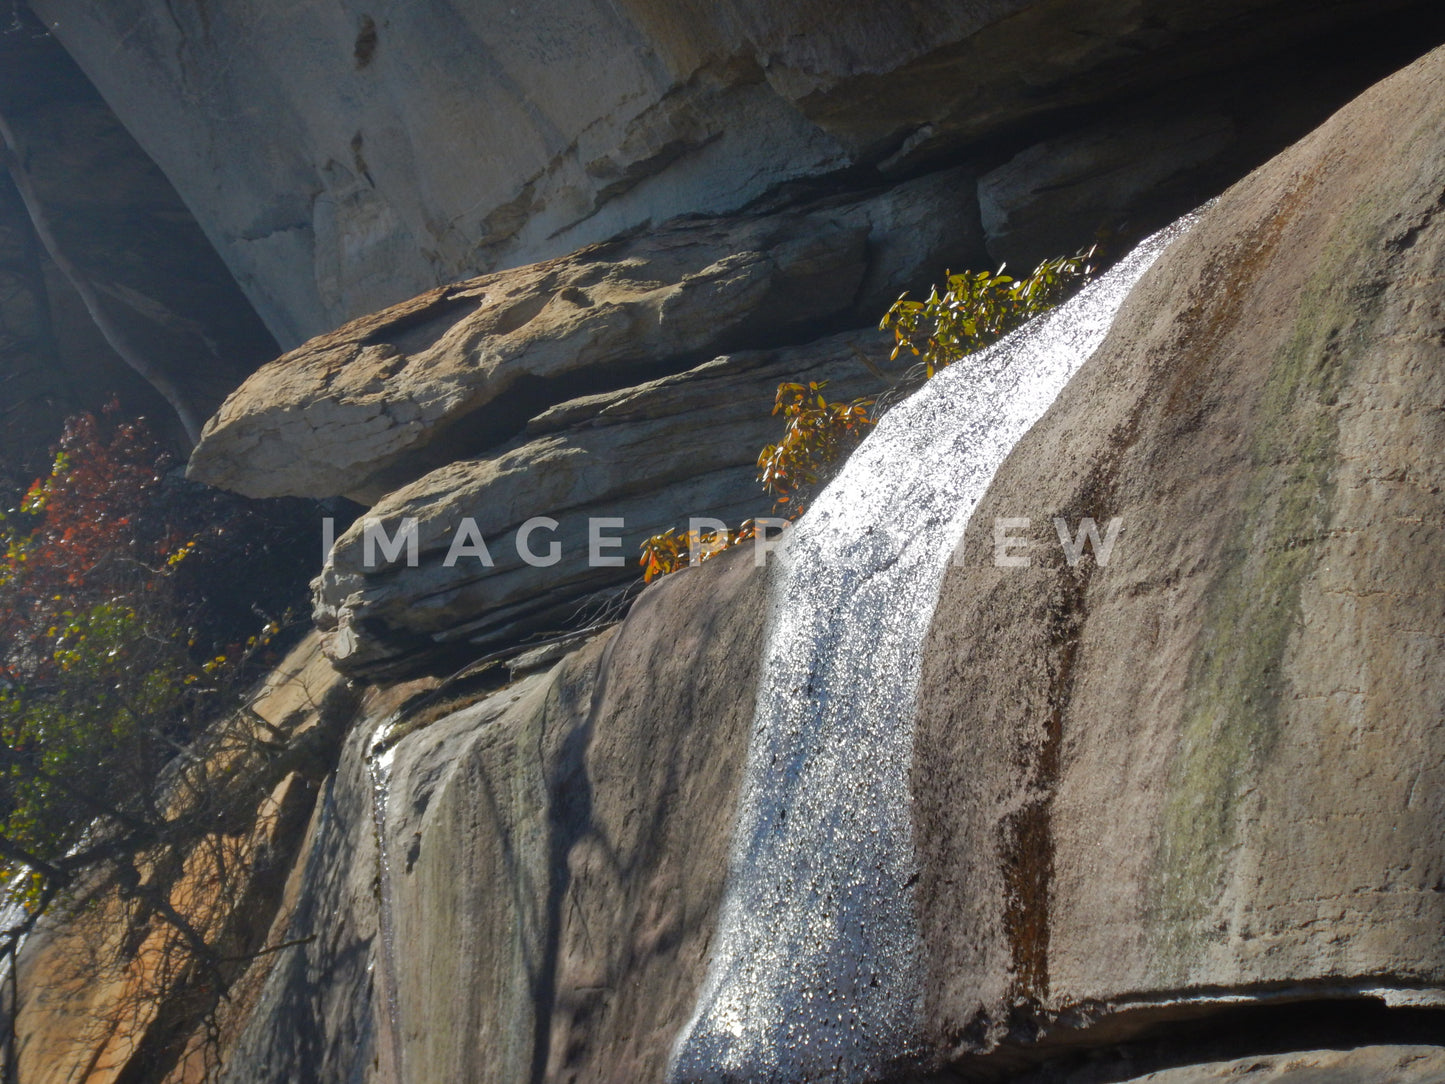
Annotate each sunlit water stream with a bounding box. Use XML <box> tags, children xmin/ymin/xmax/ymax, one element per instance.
<box><xmin>668</xmin><ymin>213</ymin><xmax>1199</xmax><ymax>1082</ymax></box>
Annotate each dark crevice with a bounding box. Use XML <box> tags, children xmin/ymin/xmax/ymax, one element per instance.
<box><xmin>932</xmin><ymin>996</ymin><xmax>1445</xmax><ymax>1083</ymax></box>
<box><xmin>353</xmin><ymin>15</ymin><xmax>378</xmax><ymax>69</ymax></box>
<box><xmin>528</xmin><ymin>637</ymin><xmax>614</xmax><ymax>1084</ymax></box>
<box><xmin>0</xmin><ymin>8</ymin><xmax>277</xmax><ymax>460</ymax></box>
<box><xmin>745</xmin><ymin>4</ymin><xmax>1445</xmax><ymax>272</ymax></box>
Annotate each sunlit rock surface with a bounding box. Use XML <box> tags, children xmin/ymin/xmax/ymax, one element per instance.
<box><xmin>33</xmin><ymin>0</ymin><xmax>1444</xmax><ymax>344</ymax></box>
<box><xmin>187</xmin><ymin>172</ymin><xmax>980</xmax><ymax>503</ymax></box>
<box><xmin>913</xmin><ymin>39</ymin><xmax>1445</xmax><ymax>1058</ymax></box>
<box><xmin>16</xmin><ymin>28</ymin><xmax>1445</xmax><ymax>1084</ymax></box>
<box><xmin>219</xmin><ymin>46</ymin><xmax>1445</xmax><ymax>1082</ymax></box>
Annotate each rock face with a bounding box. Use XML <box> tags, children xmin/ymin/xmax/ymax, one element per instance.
<box><xmin>1107</xmin><ymin>1048</ymin><xmax>1445</xmax><ymax>1084</ymax></box>
<box><xmin>224</xmin><ymin>546</ymin><xmax>769</xmax><ymax>1084</ymax></box>
<box><xmin>17</xmin><ymin>20</ymin><xmax>1445</xmax><ymax>1084</ymax></box>
<box><xmin>313</xmin><ymin>331</ymin><xmax>882</xmax><ymax>677</ymax></box>
<box><xmin>10</xmin><ymin>635</ymin><xmax>354</xmax><ymax>1084</ymax></box>
<box><xmin>978</xmin><ymin>111</ymin><xmax>1235</xmax><ymax>268</ymax></box>
<box><xmin>186</xmin><ymin>171</ymin><xmax>977</xmax><ymax>503</ymax></box>
<box><xmin>0</xmin><ymin>18</ymin><xmax>277</xmax><ymax>459</ymax></box>
<box><xmin>30</xmin><ymin>0</ymin><xmax>1445</xmax><ymax>345</ymax></box>
<box><xmin>221</xmin><ymin>43</ymin><xmax>1445</xmax><ymax>1084</ymax></box>
<box><xmin>912</xmin><ymin>37</ymin><xmax>1445</xmax><ymax>1059</ymax></box>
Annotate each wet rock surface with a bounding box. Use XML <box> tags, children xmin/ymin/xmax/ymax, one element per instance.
<box><xmin>226</xmin><ymin>545</ymin><xmax>769</xmax><ymax>1084</ymax></box>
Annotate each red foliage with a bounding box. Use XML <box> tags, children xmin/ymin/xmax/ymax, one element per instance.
<box><xmin>0</xmin><ymin>404</ymin><xmax>178</xmax><ymax>685</ymax></box>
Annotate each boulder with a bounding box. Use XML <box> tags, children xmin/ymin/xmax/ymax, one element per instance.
<box><xmin>313</xmin><ymin>330</ymin><xmax>886</xmax><ymax>678</ymax></box>
<box><xmin>31</xmin><ymin>0</ymin><xmax>1442</xmax><ymax>343</ymax></box>
<box><xmin>913</xmin><ymin>39</ymin><xmax>1445</xmax><ymax>1061</ymax></box>
<box><xmin>187</xmin><ymin>172</ymin><xmax>976</xmax><ymax>505</ymax></box>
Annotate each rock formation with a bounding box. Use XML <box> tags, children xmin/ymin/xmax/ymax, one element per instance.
<box><xmin>30</xmin><ymin>0</ymin><xmax>1445</xmax><ymax>346</ymax></box>
<box><xmin>911</xmin><ymin>36</ymin><xmax>1445</xmax><ymax>1061</ymax></box>
<box><xmin>8</xmin><ymin>3</ymin><xmax>1445</xmax><ymax>1083</ymax></box>
<box><xmin>0</xmin><ymin>18</ymin><xmax>277</xmax><ymax>466</ymax></box>
<box><xmin>186</xmin><ymin>171</ymin><xmax>979</xmax><ymax>503</ymax></box>
<box><xmin>60</xmin><ymin>41</ymin><xmax>1440</xmax><ymax>1084</ymax></box>
<box><xmin>311</xmin><ymin>332</ymin><xmax>880</xmax><ymax>676</ymax></box>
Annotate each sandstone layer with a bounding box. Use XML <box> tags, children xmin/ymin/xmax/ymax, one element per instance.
<box><xmin>312</xmin><ymin>331</ymin><xmax>883</xmax><ymax>677</ymax></box>
<box><xmin>187</xmin><ymin>172</ymin><xmax>974</xmax><ymax>503</ymax></box>
<box><xmin>32</xmin><ymin>0</ymin><xmax>1445</xmax><ymax>344</ymax></box>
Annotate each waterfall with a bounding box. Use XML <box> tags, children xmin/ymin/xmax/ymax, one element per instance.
<box><xmin>367</xmin><ymin>720</ymin><xmax>407</xmax><ymax>1083</ymax></box>
<box><xmin>668</xmin><ymin>213</ymin><xmax>1199</xmax><ymax>1082</ymax></box>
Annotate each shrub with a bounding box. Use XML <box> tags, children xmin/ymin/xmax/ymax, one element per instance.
<box><xmin>638</xmin><ymin>247</ymin><xmax>1100</xmax><ymax>581</ymax></box>
<box><xmin>879</xmin><ymin>247</ymin><xmax>1099</xmax><ymax>377</ymax></box>
<box><xmin>756</xmin><ymin>381</ymin><xmax>875</xmax><ymax>516</ymax></box>
<box><xmin>0</xmin><ymin>405</ymin><xmax>317</xmax><ymax>924</ymax></box>
<box><xmin>639</xmin><ymin>521</ymin><xmax>760</xmax><ymax>583</ymax></box>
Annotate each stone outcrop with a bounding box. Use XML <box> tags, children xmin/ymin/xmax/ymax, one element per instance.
<box><xmin>14</xmin><ymin>13</ymin><xmax>1445</xmax><ymax>1084</ymax></box>
<box><xmin>978</xmin><ymin>111</ymin><xmax>1236</xmax><ymax>269</ymax></box>
<box><xmin>187</xmin><ymin>171</ymin><xmax>975</xmax><ymax>503</ymax></box>
<box><xmin>31</xmin><ymin>0</ymin><xmax>1445</xmax><ymax>345</ymax></box>
<box><xmin>313</xmin><ymin>331</ymin><xmax>882</xmax><ymax>677</ymax></box>
<box><xmin>912</xmin><ymin>36</ymin><xmax>1445</xmax><ymax>1061</ymax></box>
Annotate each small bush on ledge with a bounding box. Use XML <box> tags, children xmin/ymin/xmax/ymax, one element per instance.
<box><xmin>638</xmin><ymin>247</ymin><xmax>1100</xmax><ymax>581</ymax></box>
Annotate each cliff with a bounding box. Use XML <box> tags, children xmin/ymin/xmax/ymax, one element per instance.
<box><xmin>5</xmin><ymin>4</ymin><xmax>1445</xmax><ymax>1083</ymax></box>
<box><xmin>28</xmin><ymin>0</ymin><xmax>1445</xmax><ymax>346</ymax></box>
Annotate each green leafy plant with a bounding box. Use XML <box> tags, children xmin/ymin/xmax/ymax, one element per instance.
<box><xmin>639</xmin><ymin>521</ymin><xmax>760</xmax><ymax>583</ymax></box>
<box><xmin>0</xmin><ymin>404</ymin><xmax>334</xmax><ymax>1081</ymax></box>
<box><xmin>879</xmin><ymin>247</ymin><xmax>1099</xmax><ymax>377</ymax></box>
<box><xmin>639</xmin><ymin>246</ymin><xmax>1100</xmax><ymax>581</ymax></box>
<box><xmin>0</xmin><ymin>409</ymin><xmax>267</xmax><ymax>908</ymax></box>
<box><xmin>756</xmin><ymin>381</ymin><xmax>876</xmax><ymax>516</ymax></box>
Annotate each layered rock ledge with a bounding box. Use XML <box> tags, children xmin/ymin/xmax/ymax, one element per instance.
<box><xmin>187</xmin><ymin>171</ymin><xmax>976</xmax><ymax>504</ymax></box>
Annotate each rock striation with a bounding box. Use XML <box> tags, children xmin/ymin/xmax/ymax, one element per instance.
<box><xmin>31</xmin><ymin>0</ymin><xmax>1445</xmax><ymax>344</ymax></box>
<box><xmin>187</xmin><ymin>171</ymin><xmax>976</xmax><ymax>504</ymax></box>
<box><xmin>312</xmin><ymin>331</ymin><xmax>883</xmax><ymax>677</ymax></box>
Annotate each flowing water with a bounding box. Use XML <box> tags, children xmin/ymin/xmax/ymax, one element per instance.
<box><xmin>367</xmin><ymin>718</ymin><xmax>407</xmax><ymax>1083</ymax></box>
<box><xmin>668</xmin><ymin>213</ymin><xmax>1199</xmax><ymax>1082</ymax></box>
